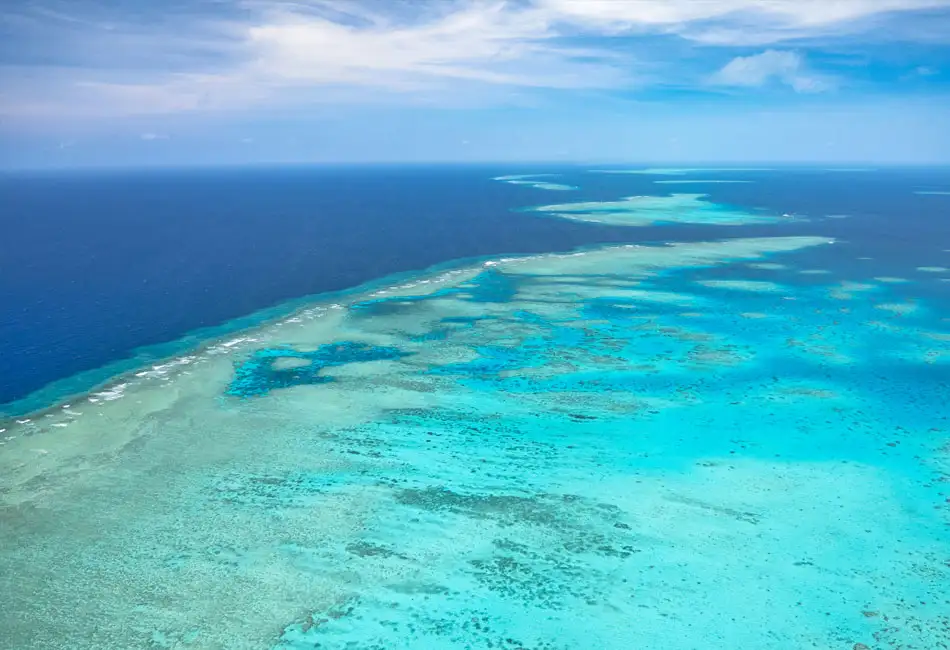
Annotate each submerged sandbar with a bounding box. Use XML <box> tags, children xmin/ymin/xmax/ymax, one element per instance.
<box><xmin>493</xmin><ymin>174</ymin><xmax>577</xmax><ymax>191</ymax></box>
<box><xmin>528</xmin><ymin>193</ymin><xmax>778</xmax><ymax>227</ymax></box>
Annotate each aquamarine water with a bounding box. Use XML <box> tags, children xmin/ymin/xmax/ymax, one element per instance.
<box><xmin>1</xmin><ymin>169</ymin><xmax>948</xmax><ymax>649</ymax></box>
<box><xmin>494</xmin><ymin>174</ymin><xmax>578</xmax><ymax>191</ymax></box>
<box><xmin>528</xmin><ymin>192</ymin><xmax>779</xmax><ymax>227</ymax></box>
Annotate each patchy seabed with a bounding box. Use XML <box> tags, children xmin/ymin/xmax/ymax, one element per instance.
<box><xmin>527</xmin><ymin>193</ymin><xmax>782</xmax><ymax>227</ymax></box>
<box><xmin>1</xmin><ymin>221</ymin><xmax>949</xmax><ymax>646</ymax></box>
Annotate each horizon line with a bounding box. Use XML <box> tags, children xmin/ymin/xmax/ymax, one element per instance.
<box><xmin>3</xmin><ymin>161</ymin><xmax>950</xmax><ymax>174</ymax></box>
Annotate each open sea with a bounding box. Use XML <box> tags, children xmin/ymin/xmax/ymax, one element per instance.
<box><xmin>1</xmin><ymin>165</ymin><xmax>948</xmax><ymax>649</ymax></box>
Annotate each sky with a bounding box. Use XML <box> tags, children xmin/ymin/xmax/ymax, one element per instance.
<box><xmin>1</xmin><ymin>0</ymin><xmax>949</xmax><ymax>168</ymax></box>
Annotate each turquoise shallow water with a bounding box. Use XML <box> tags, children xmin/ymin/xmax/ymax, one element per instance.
<box><xmin>493</xmin><ymin>174</ymin><xmax>578</xmax><ymax>191</ymax></box>
<box><xmin>1</xmin><ymin>176</ymin><xmax>949</xmax><ymax>649</ymax></box>
<box><xmin>526</xmin><ymin>193</ymin><xmax>781</xmax><ymax>227</ymax></box>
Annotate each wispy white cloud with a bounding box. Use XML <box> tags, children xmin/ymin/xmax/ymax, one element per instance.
<box><xmin>710</xmin><ymin>50</ymin><xmax>832</xmax><ymax>92</ymax></box>
<box><xmin>241</xmin><ymin>2</ymin><xmax>631</xmax><ymax>90</ymax></box>
<box><xmin>140</xmin><ymin>132</ymin><xmax>170</xmax><ymax>140</ymax></box>
<box><xmin>541</xmin><ymin>0</ymin><xmax>950</xmax><ymax>44</ymax></box>
<box><xmin>1</xmin><ymin>0</ymin><xmax>947</xmax><ymax>118</ymax></box>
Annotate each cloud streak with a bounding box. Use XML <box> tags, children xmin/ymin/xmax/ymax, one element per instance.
<box><xmin>542</xmin><ymin>0</ymin><xmax>950</xmax><ymax>44</ymax></box>
<box><xmin>1</xmin><ymin>0</ymin><xmax>948</xmax><ymax>118</ymax></box>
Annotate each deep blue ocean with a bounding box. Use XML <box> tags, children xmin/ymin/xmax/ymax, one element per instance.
<box><xmin>1</xmin><ymin>165</ymin><xmax>948</xmax><ymax>415</ymax></box>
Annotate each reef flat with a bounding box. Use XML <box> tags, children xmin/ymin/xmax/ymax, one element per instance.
<box><xmin>528</xmin><ymin>193</ymin><xmax>778</xmax><ymax>227</ymax></box>
<box><xmin>2</xmin><ymin>232</ymin><xmax>948</xmax><ymax>650</ymax></box>
<box><xmin>493</xmin><ymin>174</ymin><xmax>578</xmax><ymax>191</ymax></box>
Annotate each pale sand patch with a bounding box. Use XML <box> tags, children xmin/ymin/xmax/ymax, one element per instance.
<box><xmin>747</xmin><ymin>262</ymin><xmax>787</xmax><ymax>270</ymax></box>
<box><xmin>876</xmin><ymin>302</ymin><xmax>920</xmax><ymax>315</ymax></box>
<box><xmin>840</xmin><ymin>281</ymin><xmax>876</xmax><ymax>291</ymax></box>
<box><xmin>271</xmin><ymin>357</ymin><xmax>313</xmax><ymax>370</ymax></box>
<box><xmin>528</xmin><ymin>193</ymin><xmax>778</xmax><ymax>227</ymax></box>
<box><xmin>696</xmin><ymin>279</ymin><xmax>785</xmax><ymax>293</ymax></box>
<box><xmin>874</xmin><ymin>277</ymin><xmax>910</xmax><ymax>284</ymax></box>
<box><xmin>496</xmin><ymin>237</ymin><xmax>833</xmax><ymax>278</ymax></box>
<box><xmin>829</xmin><ymin>281</ymin><xmax>877</xmax><ymax>300</ymax></box>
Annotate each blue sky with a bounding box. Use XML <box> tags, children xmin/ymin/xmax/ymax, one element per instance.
<box><xmin>1</xmin><ymin>0</ymin><xmax>949</xmax><ymax>168</ymax></box>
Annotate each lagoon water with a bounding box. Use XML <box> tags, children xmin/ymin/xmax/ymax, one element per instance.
<box><xmin>1</xmin><ymin>166</ymin><xmax>948</xmax><ymax>649</ymax></box>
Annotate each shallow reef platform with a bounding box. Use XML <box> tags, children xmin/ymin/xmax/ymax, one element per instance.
<box><xmin>528</xmin><ymin>193</ymin><xmax>780</xmax><ymax>227</ymax></box>
<box><xmin>493</xmin><ymin>174</ymin><xmax>578</xmax><ymax>191</ymax></box>
<box><xmin>1</xmin><ymin>234</ymin><xmax>948</xmax><ymax>649</ymax></box>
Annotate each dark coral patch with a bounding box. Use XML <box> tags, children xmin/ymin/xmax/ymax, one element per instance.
<box><xmin>227</xmin><ymin>341</ymin><xmax>410</xmax><ymax>397</ymax></box>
